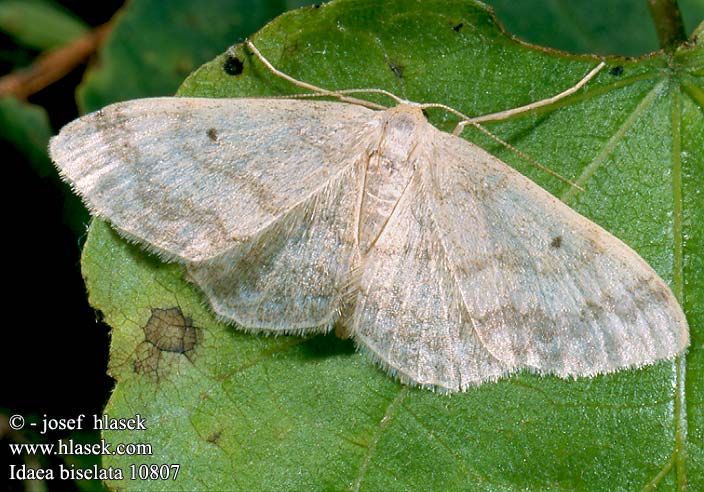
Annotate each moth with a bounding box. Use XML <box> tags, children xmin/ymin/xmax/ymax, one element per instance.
<box><xmin>49</xmin><ymin>41</ymin><xmax>689</xmax><ymax>392</ymax></box>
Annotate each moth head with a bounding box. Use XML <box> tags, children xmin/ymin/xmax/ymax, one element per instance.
<box><xmin>375</xmin><ymin>103</ymin><xmax>430</xmax><ymax>160</ymax></box>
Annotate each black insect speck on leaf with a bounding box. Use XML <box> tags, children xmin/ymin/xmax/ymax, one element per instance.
<box><xmin>388</xmin><ymin>61</ymin><xmax>404</xmax><ymax>79</ymax></box>
<box><xmin>223</xmin><ymin>55</ymin><xmax>244</xmax><ymax>76</ymax></box>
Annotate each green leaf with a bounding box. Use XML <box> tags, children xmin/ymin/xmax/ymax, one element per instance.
<box><xmin>486</xmin><ymin>0</ymin><xmax>704</xmax><ymax>56</ymax></box>
<box><xmin>77</xmin><ymin>1</ymin><xmax>702</xmax><ymax>490</ymax></box>
<box><xmin>77</xmin><ymin>0</ymin><xmax>297</xmax><ymax>111</ymax></box>
<box><xmin>0</xmin><ymin>0</ymin><xmax>88</xmax><ymax>51</ymax></box>
<box><xmin>0</xmin><ymin>96</ymin><xmax>53</xmax><ymax>176</ymax></box>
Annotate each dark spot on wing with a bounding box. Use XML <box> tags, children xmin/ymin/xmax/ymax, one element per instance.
<box><xmin>550</xmin><ymin>236</ymin><xmax>562</xmax><ymax>249</ymax></box>
<box><xmin>207</xmin><ymin>128</ymin><xmax>218</xmax><ymax>141</ymax></box>
<box><xmin>609</xmin><ymin>65</ymin><xmax>624</xmax><ymax>76</ymax></box>
<box><xmin>452</xmin><ymin>23</ymin><xmax>463</xmax><ymax>32</ymax></box>
<box><xmin>223</xmin><ymin>54</ymin><xmax>244</xmax><ymax>76</ymax></box>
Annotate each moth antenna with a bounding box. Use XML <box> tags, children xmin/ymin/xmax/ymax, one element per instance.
<box><xmin>264</xmin><ymin>89</ymin><xmax>406</xmax><ymax>106</ymax></box>
<box><xmin>248</xmin><ymin>39</ymin><xmax>599</xmax><ymax>191</ymax></box>
<box><xmin>465</xmin><ymin>61</ymin><xmax>606</xmax><ymax>124</ymax></box>
<box><xmin>246</xmin><ymin>40</ymin><xmax>400</xmax><ymax>110</ymax></box>
<box><xmin>436</xmin><ymin>62</ymin><xmax>604</xmax><ymax>191</ymax></box>
<box><xmin>462</xmin><ymin>120</ymin><xmax>585</xmax><ymax>192</ymax></box>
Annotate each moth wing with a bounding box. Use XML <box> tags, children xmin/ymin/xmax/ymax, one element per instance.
<box><xmin>353</xmin><ymin>129</ymin><xmax>688</xmax><ymax>391</ymax></box>
<box><xmin>352</xmin><ymin>170</ymin><xmax>507</xmax><ymax>391</ymax></box>
<box><xmin>50</xmin><ymin>98</ymin><xmax>373</xmax><ymax>262</ymax></box>
<box><xmin>185</xmin><ymin>159</ymin><xmax>364</xmax><ymax>331</ymax></box>
<box><xmin>51</xmin><ymin>97</ymin><xmax>378</xmax><ymax>331</ymax></box>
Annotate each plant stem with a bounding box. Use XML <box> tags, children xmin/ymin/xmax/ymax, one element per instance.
<box><xmin>0</xmin><ymin>22</ymin><xmax>111</xmax><ymax>100</ymax></box>
<box><xmin>647</xmin><ymin>0</ymin><xmax>687</xmax><ymax>52</ymax></box>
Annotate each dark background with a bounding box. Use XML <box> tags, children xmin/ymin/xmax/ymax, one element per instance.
<box><xmin>2</xmin><ymin>3</ymin><xmax>123</xmax><ymax>491</ymax></box>
<box><xmin>3</xmin><ymin>0</ymin><xmax>123</xmax><ymax>425</ymax></box>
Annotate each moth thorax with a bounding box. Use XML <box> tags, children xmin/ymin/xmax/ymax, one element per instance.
<box><xmin>357</xmin><ymin>108</ymin><xmax>424</xmax><ymax>254</ymax></box>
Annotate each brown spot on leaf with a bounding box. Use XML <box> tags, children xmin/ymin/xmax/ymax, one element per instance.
<box><xmin>144</xmin><ymin>307</ymin><xmax>198</xmax><ymax>353</ymax></box>
<box><xmin>206</xmin><ymin>431</ymin><xmax>222</xmax><ymax>445</ymax></box>
<box><xmin>452</xmin><ymin>23</ymin><xmax>463</xmax><ymax>32</ymax></box>
<box><xmin>609</xmin><ymin>65</ymin><xmax>624</xmax><ymax>76</ymax></box>
<box><xmin>132</xmin><ymin>307</ymin><xmax>200</xmax><ymax>383</ymax></box>
<box><xmin>132</xmin><ymin>345</ymin><xmax>162</xmax><ymax>380</ymax></box>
